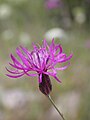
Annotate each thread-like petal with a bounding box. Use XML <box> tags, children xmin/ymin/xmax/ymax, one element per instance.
<box><xmin>6</xmin><ymin>73</ymin><xmax>24</xmax><ymax>78</ymax></box>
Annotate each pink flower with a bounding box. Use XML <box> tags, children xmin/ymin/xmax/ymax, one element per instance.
<box><xmin>6</xmin><ymin>39</ymin><xmax>73</xmax><ymax>95</ymax></box>
<box><xmin>45</xmin><ymin>0</ymin><xmax>61</xmax><ymax>10</ymax></box>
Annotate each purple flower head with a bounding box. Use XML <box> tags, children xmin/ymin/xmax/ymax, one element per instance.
<box><xmin>45</xmin><ymin>0</ymin><xmax>61</xmax><ymax>10</ymax></box>
<box><xmin>6</xmin><ymin>39</ymin><xmax>73</xmax><ymax>95</ymax></box>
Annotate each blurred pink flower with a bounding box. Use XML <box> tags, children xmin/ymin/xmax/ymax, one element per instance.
<box><xmin>45</xmin><ymin>0</ymin><xmax>61</xmax><ymax>10</ymax></box>
<box><xmin>6</xmin><ymin>39</ymin><xmax>73</xmax><ymax>95</ymax></box>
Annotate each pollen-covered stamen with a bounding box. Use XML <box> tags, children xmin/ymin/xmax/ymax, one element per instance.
<box><xmin>39</xmin><ymin>74</ymin><xmax>52</xmax><ymax>95</ymax></box>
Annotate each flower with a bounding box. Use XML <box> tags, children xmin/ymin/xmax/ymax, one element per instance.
<box><xmin>0</xmin><ymin>4</ymin><xmax>12</xmax><ymax>19</ymax></box>
<box><xmin>45</xmin><ymin>0</ymin><xmax>61</xmax><ymax>10</ymax></box>
<box><xmin>44</xmin><ymin>28</ymin><xmax>67</xmax><ymax>41</ymax></box>
<box><xmin>6</xmin><ymin>39</ymin><xmax>73</xmax><ymax>95</ymax></box>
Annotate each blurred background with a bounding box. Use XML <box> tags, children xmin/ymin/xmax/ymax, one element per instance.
<box><xmin>0</xmin><ymin>0</ymin><xmax>90</xmax><ymax>120</ymax></box>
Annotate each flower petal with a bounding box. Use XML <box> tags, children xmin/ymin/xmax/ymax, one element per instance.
<box><xmin>24</xmin><ymin>71</ymin><xmax>37</xmax><ymax>77</ymax></box>
<box><xmin>60</xmin><ymin>53</ymin><xmax>73</xmax><ymax>62</ymax></box>
<box><xmin>38</xmin><ymin>74</ymin><xmax>42</xmax><ymax>83</ymax></box>
<box><xmin>6</xmin><ymin>73</ymin><xmax>24</xmax><ymax>78</ymax></box>
<box><xmin>6</xmin><ymin>67</ymin><xmax>23</xmax><ymax>74</ymax></box>
<box><xmin>43</xmin><ymin>71</ymin><xmax>61</xmax><ymax>83</ymax></box>
<box><xmin>55</xmin><ymin>62</ymin><xmax>70</xmax><ymax>70</ymax></box>
<box><xmin>54</xmin><ymin>76</ymin><xmax>61</xmax><ymax>83</ymax></box>
<box><xmin>10</xmin><ymin>54</ymin><xmax>22</xmax><ymax>67</ymax></box>
<box><xmin>43</xmin><ymin>38</ymin><xmax>49</xmax><ymax>49</ymax></box>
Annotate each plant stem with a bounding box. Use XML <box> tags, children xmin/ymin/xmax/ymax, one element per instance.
<box><xmin>47</xmin><ymin>95</ymin><xmax>65</xmax><ymax>120</ymax></box>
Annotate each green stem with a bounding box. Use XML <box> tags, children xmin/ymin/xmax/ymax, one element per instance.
<box><xmin>47</xmin><ymin>95</ymin><xmax>65</xmax><ymax>120</ymax></box>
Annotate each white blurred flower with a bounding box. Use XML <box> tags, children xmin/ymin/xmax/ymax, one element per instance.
<box><xmin>1</xmin><ymin>90</ymin><xmax>27</xmax><ymax>109</ymax></box>
<box><xmin>2</xmin><ymin>29</ymin><xmax>14</xmax><ymax>41</ymax></box>
<box><xmin>44</xmin><ymin>28</ymin><xmax>67</xmax><ymax>41</ymax></box>
<box><xmin>73</xmin><ymin>7</ymin><xmax>86</xmax><ymax>24</ymax></box>
<box><xmin>1</xmin><ymin>89</ymin><xmax>41</xmax><ymax>109</ymax></box>
<box><xmin>19</xmin><ymin>32</ymin><xmax>31</xmax><ymax>46</ymax></box>
<box><xmin>0</xmin><ymin>4</ymin><xmax>12</xmax><ymax>19</ymax></box>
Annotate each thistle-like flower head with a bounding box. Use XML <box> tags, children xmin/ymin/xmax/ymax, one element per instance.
<box><xmin>6</xmin><ymin>39</ymin><xmax>73</xmax><ymax>95</ymax></box>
